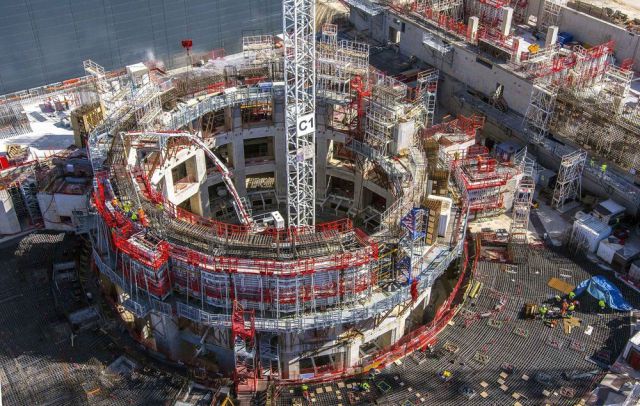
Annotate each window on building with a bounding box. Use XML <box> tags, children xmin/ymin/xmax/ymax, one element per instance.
<box><xmin>244</xmin><ymin>136</ymin><xmax>274</xmax><ymax>160</ymax></box>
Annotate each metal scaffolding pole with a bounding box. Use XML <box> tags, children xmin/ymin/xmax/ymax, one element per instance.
<box><xmin>552</xmin><ymin>149</ymin><xmax>587</xmax><ymax>210</ymax></box>
<box><xmin>283</xmin><ymin>0</ymin><xmax>317</xmax><ymax>227</ymax></box>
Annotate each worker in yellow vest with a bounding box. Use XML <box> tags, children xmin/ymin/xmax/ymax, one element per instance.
<box><xmin>539</xmin><ymin>304</ymin><xmax>549</xmax><ymax>320</ymax></box>
<box><xmin>598</xmin><ymin>299</ymin><xmax>606</xmax><ymax>312</ymax></box>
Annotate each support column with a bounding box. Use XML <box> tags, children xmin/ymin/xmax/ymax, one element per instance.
<box><xmin>467</xmin><ymin>16</ymin><xmax>480</xmax><ymax>43</ymax></box>
<box><xmin>232</xmin><ymin>105</ymin><xmax>242</xmax><ymax>130</ymax></box>
<box><xmin>391</xmin><ymin>316</ymin><xmax>406</xmax><ymax>344</ymax></box>
<box><xmin>150</xmin><ymin>312</ymin><xmax>181</xmax><ymax>360</ymax></box>
<box><xmin>199</xmin><ymin>185</ymin><xmax>211</xmax><ymax>217</ymax></box>
<box><xmin>0</xmin><ymin>190</ymin><xmax>21</xmax><ymax>234</ymax></box>
<box><xmin>279</xmin><ymin>331</ymin><xmax>301</xmax><ymax>379</ymax></box>
<box><xmin>352</xmin><ymin>170</ymin><xmax>365</xmax><ymax>212</ymax></box>
<box><xmin>512</xmin><ymin>38</ymin><xmax>524</xmax><ymax>63</ymax></box>
<box><xmin>345</xmin><ymin>337</ymin><xmax>362</xmax><ymax>369</ymax></box>
<box><xmin>545</xmin><ymin>25</ymin><xmax>559</xmax><ymax>48</ymax></box>
<box><xmin>500</xmin><ymin>7</ymin><xmax>514</xmax><ymax>37</ymax></box>
<box><xmin>316</xmin><ymin>135</ymin><xmax>329</xmax><ymax>200</ymax></box>
<box><xmin>163</xmin><ymin>168</ymin><xmax>175</xmax><ymax>202</ymax></box>
<box><xmin>232</xmin><ymin>125</ymin><xmax>247</xmax><ymax>198</ymax></box>
<box><xmin>274</xmin><ymin>136</ymin><xmax>288</xmax><ymax>202</ymax></box>
<box><xmin>191</xmin><ymin>150</ymin><xmax>207</xmax><ymax>216</ymax></box>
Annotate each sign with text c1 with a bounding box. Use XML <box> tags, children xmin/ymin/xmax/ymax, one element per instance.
<box><xmin>296</xmin><ymin>113</ymin><xmax>315</xmax><ymax>137</ymax></box>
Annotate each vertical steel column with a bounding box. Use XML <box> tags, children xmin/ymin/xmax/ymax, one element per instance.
<box><xmin>283</xmin><ymin>0</ymin><xmax>316</xmax><ymax>227</ymax></box>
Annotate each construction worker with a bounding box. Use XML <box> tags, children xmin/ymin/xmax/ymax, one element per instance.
<box><xmin>123</xmin><ymin>202</ymin><xmax>132</xmax><ymax>216</ymax></box>
<box><xmin>601</xmin><ymin>164</ymin><xmax>607</xmax><ymax>177</ymax></box>
<box><xmin>361</xmin><ymin>381</ymin><xmax>371</xmax><ymax>391</ymax></box>
<box><xmin>568</xmin><ymin>291</ymin><xmax>576</xmax><ymax>300</ymax></box>
<box><xmin>440</xmin><ymin>370</ymin><xmax>452</xmax><ymax>381</ymax></box>
<box><xmin>598</xmin><ymin>299</ymin><xmax>606</xmax><ymax>312</ymax></box>
<box><xmin>301</xmin><ymin>384</ymin><xmax>309</xmax><ymax>400</ymax></box>
<box><xmin>561</xmin><ymin>300</ymin><xmax>569</xmax><ymax>318</ymax></box>
<box><xmin>567</xmin><ymin>302</ymin><xmax>575</xmax><ymax>317</ymax></box>
<box><xmin>131</xmin><ymin>212</ymin><xmax>138</xmax><ymax>221</ymax></box>
<box><xmin>539</xmin><ymin>304</ymin><xmax>549</xmax><ymax>320</ymax></box>
<box><xmin>555</xmin><ymin>295</ymin><xmax>562</xmax><ymax>303</ymax></box>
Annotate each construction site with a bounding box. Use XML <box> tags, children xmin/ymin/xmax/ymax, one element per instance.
<box><xmin>0</xmin><ymin>0</ymin><xmax>639</xmax><ymax>405</ymax></box>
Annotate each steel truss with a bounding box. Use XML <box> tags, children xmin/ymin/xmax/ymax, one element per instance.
<box><xmin>539</xmin><ymin>0</ymin><xmax>567</xmax><ymax>30</ymax></box>
<box><xmin>417</xmin><ymin>69</ymin><xmax>439</xmax><ymax>128</ymax></box>
<box><xmin>283</xmin><ymin>0</ymin><xmax>317</xmax><ymax>227</ymax></box>
<box><xmin>523</xmin><ymin>84</ymin><xmax>557</xmax><ymax>144</ymax></box>
<box><xmin>397</xmin><ymin>208</ymin><xmax>429</xmax><ymax>284</ymax></box>
<box><xmin>509</xmin><ymin>147</ymin><xmax>536</xmax><ymax>247</ymax></box>
<box><xmin>551</xmin><ymin>149</ymin><xmax>586</xmax><ymax>210</ymax></box>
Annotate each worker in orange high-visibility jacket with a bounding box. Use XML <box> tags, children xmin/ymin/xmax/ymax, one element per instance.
<box><xmin>137</xmin><ymin>208</ymin><xmax>146</xmax><ymax>225</ymax></box>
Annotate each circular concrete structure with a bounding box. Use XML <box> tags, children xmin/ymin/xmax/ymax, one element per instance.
<box><xmin>89</xmin><ymin>45</ymin><xmax>465</xmax><ymax>389</ymax></box>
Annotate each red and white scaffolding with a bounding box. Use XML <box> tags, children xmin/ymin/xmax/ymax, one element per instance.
<box><xmin>523</xmin><ymin>41</ymin><xmax>615</xmax><ymax>144</ymax></box>
<box><xmin>452</xmin><ymin>146</ymin><xmax>518</xmax><ymax>216</ymax></box>
<box><xmin>232</xmin><ymin>301</ymin><xmax>258</xmax><ymax>393</ymax></box>
<box><xmin>95</xmin><ymin>160</ymin><xmax>381</xmax><ymax>319</ymax></box>
<box><xmin>93</xmin><ymin>173</ymin><xmax>173</xmax><ymax>306</ymax></box>
<box><xmin>423</xmin><ymin>114</ymin><xmax>485</xmax><ymax>163</ymax></box>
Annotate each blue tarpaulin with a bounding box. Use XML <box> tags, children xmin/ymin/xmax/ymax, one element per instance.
<box><xmin>574</xmin><ymin>275</ymin><xmax>633</xmax><ymax>311</ymax></box>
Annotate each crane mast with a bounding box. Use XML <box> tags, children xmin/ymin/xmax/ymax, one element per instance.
<box><xmin>283</xmin><ymin>0</ymin><xmax>317</xmax><ymax>228</ymax></box>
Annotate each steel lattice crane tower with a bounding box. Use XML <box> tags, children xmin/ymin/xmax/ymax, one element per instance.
<box><xmin>283</xmin><ymin>0</ymin><xmax>316</xmax><ymax>227</ymax></box>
